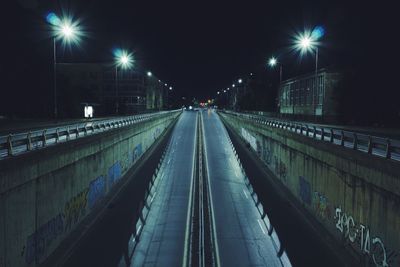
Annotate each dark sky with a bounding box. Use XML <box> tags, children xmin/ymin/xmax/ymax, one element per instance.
<box><xmin>1</xmin><ymin>0</ymin><xmax>399</xmax><ymax>117</ymax></box>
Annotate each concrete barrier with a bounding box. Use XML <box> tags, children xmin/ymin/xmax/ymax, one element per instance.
<box><xmin>0</xmin><ymin>111</ymin><xmax>180</xmax><ymax>267</ymax></box>
<box><xmin>220</xmin><ymin>112</ymin><xmax>400</xmax><ymax>267</ymax></box>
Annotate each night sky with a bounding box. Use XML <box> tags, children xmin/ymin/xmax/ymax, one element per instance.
<box><xmin>1</xmin><ymin>1</ymin><xmax>399</xmax><ymax>121</ymax></box>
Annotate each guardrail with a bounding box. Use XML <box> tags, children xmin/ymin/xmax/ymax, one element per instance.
<box><xmin>0</xmin><ymin>110</ymin><xmax>181</xmax><ymax>160</ymax></box>
<box><xmin>222</xmin><ymin>110</ymin><xmax>400</xmax><ymax>162</ymax></box>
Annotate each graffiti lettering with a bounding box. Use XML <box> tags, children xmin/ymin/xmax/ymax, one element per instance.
<box><xmin>108</xmin><ymin>161</ymin><xmax>122</xmax><ymax>188</ymax></box>
<box><xmin>25</xmin><ymin>214</ymin><xmax>63</xmax><ymax>264</ymax></box>
<box><xmin>64</xmin><ymin>189</ymin><xmax>88</xmax><ymax>230</ymax></box>
<box><xmin>334</xmin><ymin>207</ymin><xmax>393</xmax><ymax>267</ymax></box>
<box><xmin>88</xmin><ymin>175</ymin><xmax>106</xmax><ymax>209</ymax></box>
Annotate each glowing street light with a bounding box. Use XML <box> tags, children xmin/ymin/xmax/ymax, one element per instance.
<box><xmin>294</xmin><ymin>26</ymin><xmax>325</xmax><ymax>116</ymax></box>
<box><xmin>147</xmin><ymin>71</ymin><xmax>153</xmax><ymax>77</ymax></box>
<box><xmin>268</xmin><ymin>56</ymin><xmax>283</xmax><ymax>82</ymax></box>
<box><xmin>114</xmin><ymin>49</ymin><xmax>134</xmax><ymax>114</ymax></box>
<box><xmin>238</xmin><ymin>78</ymin><xmax>243</xmax><ymax>84</ymax></box>
<box><xmin>46</xmin><ymin>12</ymin><xmax>83</xmax><ymax>118</ymax></box>
<box><xmin>169</xmin><ymin>86</ymin><xmax>173</xmax><ymax>90</ymax></box>
<box><xmin>294</xmin><ymin>26</ymin><xmax>325</xmax><ymax>75</ymax></box>
<box><xmin>268</xmin><ymin>57</ymin><xmax>277</xmax><ymax>67</ymax></box>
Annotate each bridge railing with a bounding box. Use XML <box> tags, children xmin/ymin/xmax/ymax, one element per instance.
<box><xmin>221</xmin><ymin>110</ymin><xmax>400</xmax><ymax>162</ymax></box>
<box><xmin>0</xmin><ymin>110</ymin><xmax>181</xmax><ymax>160</ymax></box>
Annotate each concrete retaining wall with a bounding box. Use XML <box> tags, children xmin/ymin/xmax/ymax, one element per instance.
<box><xmin>0</xmin><ymin>112</ymin><xmax>180</xmax><ymax>267</ymax></box>
<box><xmin>220</xmin><ymin>112</ymin><xmax>400</xmax><ymax>267</ymax></box>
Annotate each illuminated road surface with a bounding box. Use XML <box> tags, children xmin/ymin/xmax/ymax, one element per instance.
<box><xmin>130</xmin><ymin>110</ymin><xmax>282</xmax><ymax>266</ymax></box>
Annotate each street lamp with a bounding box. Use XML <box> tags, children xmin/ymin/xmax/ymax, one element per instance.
<box><xmin>238</xmin><ymin>78</ymin><xmax>243</xmax><ymax>84</ymax></box>
<box><xmin>294</xmin><ymin>26</ymin><xmax>325</xmax><ymax>117</ymax></box>
<box><xmin>114</xmin><ymin>49</ymin><xmax>134</xmax><ymax>114</ymax></box>
<box><xmin>294</xmin><ymin>26</ymin><xmax>325</xmax><ymax>76</ymax></box>
<box><xmin>147</xmin><ymin>71</ymin><xmax>152</xmax><ymax>77</ymax></box>
<box><xmin>46</xmin><ymin>12</ymin><xmax>82</xmax><ymax>118</ymax></box>
<box><xmin>268</xmin><ymin>56</ymin><xmax>283</xmax><ymax>82</ymax></box>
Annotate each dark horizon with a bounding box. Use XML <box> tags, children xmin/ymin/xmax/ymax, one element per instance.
<box><xmin>1</xmin><ymin>1</ymin><xmax>399</xmax><ymax>124</ymax></box>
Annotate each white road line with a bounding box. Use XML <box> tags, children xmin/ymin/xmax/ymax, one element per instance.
<box><xmin>201</xmin><ymin>112</ymin><xmax>221</xmax><ymax>267</ymax></box>
<box><xmin>182</xmin><ymin>113</ymin><xmax>198</xmax><ymax>267</ymax></box>
<box><xmin>150</xmin><ymin>192</ymin><xmax>156</xmax><ymax>203</ymax></box>
<box><xmin>136</xmin><ymin>224</ymin><xmax>142</xmax><ymax>236</ymax></box>
<box><xmin>242</xmin><ymin>189</ymin><xmax>249</xmax><ymax>199</ymax></box>
<box><xmin>258</xmin><ymin>219</ymin><xmax>266</xmax><ymax>235</ymax></box>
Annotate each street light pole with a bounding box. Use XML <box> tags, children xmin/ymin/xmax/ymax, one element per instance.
<box><xmin>53</xmin><ymin>38</ymin><xmax>58</xmax><ymax>118</ymax></box>
<box><xmin>314</xmin><ymin>47</ymin><xmax>319</xmax><ymax>118</ymax></box>
<box><xmin>115</xmin><ymin>65</ymin><xmax>119</xmax><ymax>114</ymax></box>
<box><xmin>46</xmin><ymin>12</ymin><xmax>82</xmax><ymax>119</ymax></box>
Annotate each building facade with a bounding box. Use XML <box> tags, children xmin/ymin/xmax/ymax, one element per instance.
<box><xmin>278</xmin><ymin>69</ymin><xmax>342</xmax><ymax>121</ymax></box>
<box><xmin>57</xmin><ymin>63</ymin><xmax>166</xmax><ymax>117</ymax></box>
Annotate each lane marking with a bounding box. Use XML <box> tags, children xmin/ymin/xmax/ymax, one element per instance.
<box><xmin>182</xmin><ymin>113</ymin><xmax>198</xmax><ymax>267</ymax></box>
<box><xmin>136</xmin><ymin>224</ymin><xmax>142</xmax><ymax>236</ymax></box>
<box><xmin>258</xmin><ymin>219</ymin><xmax>266</xmax><ymax>235</ymax></box>
<box><xmin>242</xmin><ymin>189</ymin><xmax>249</xmax><ymax>199</ymax></box>
<box><xmin>201</xmin><ymin>112</ymin><xmax>221</xmax><ymax>267</ymax></box>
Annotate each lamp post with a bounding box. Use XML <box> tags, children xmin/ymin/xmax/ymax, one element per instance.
<box><xmin>114</xmin><ymin>50</ymin><xmax>133</xmax><ymax>114</ymax></box>
<box><xmin>294</xmin><ymin>26</ymin><xmax>325</xmax><ymax>117</ymax></box>
<box><xmin>46</xmin><ymin>12</ymin><xmax>81</xmax><ymax>118</ymax></box>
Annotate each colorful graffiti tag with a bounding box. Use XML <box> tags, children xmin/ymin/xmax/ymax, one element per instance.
<box><xmin>24</xmin><ymin>214</ymin><xmax>64</xmax><ymax>264</ymax></box>
<box><xmin>88</xmin><ymin>175</ymin><xmax>106</xmax><ymax>209</ymax></box>
<box><xmin>108</xmin><ymin>162</ymin><xmax>122</xmax><ymax>188</ymax></box>
<box><xmin>64</xmin><ymin>188</ymin><xmax>88</xmax><ymax>230</ymax></box>
<box><xmin>312</xmin><ymin>191</ymin><xmax>331</xmax><ymax>220</ymax></box>
<box><xmin>23</xmin><ymin>142</ymin><xmax>147</xmax><ymax>265</ymax></box>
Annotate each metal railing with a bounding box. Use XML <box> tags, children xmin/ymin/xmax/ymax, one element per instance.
<box><xmin>222</xmin><ymin>110</ymin><xmax>400</xmax><ymax>162</ymax></box>
<box><xmin>0</xmin><ymin>110</ymin><xmax>181</xmax><ymax>160</ymax></box>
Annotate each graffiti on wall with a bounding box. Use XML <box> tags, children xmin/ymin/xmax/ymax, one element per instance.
<box><xmin>299</xmin><ymin>176</ymin><xmax>311</xmax><ymax>205</ymax></box>
<box><xmin>23</xmin><ymin>175</ymin><xmax>106</xmax><ymax>264</ymax></box>
<box><xmin>241</xmin><ymin>127</ymin><xmax>257</xmax><ymax>152</ymax></box>
<box><xmin>312</xmin><ymin>191</ymin><xmax>332</xmax><ymax>220</ymax></box>
<box><xmin>23</xmin><ymin>142</ymin><xmax>149</xmax><ymax>265</ymax></box>
<box><xmin>261</xmin><ymin>137</ymin><xmax>273</xmax><ymax>165</ymax></box>
<box><xmin>24</xmin><ymin>214</ymin><xmax>64</xmax><ymax>264</ymax></box>
<box><xmin>133</xmin><ymin>143</ymin><xmax>143</xmax><ymax>162</ymax></box>
<box><xmin>153</xmin><ymin>127</ymin><xmax>161</xmax><ymax>140</ymax></box>
<box><xmin>64</xmin><ymin>188</ymin><xmax>88</xmax><ymax>230</ymax></box>
<box><xmin>334</xmin><ymin>207</ymin><xmax>399</xmax><ymax>267</ymax></box>
<box><xmin>88</xmin><ymin>175</ymin><xmax>106</xmax><ymax>209</ymax></box>
<box><xmin>108</xmin><ymin>161</ymin><xmax>122</xmax><ymax>188</ymax></box>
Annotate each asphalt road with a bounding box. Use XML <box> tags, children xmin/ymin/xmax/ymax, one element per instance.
<box><xmin>130</xmin><ymin>111</ymin><xmax>198</xmax><ymax>266</ymax></box>
<box><xmin>202</xmin><ymin>109</ymin><xmax>282</xmax><ymax>266</ymax></box>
